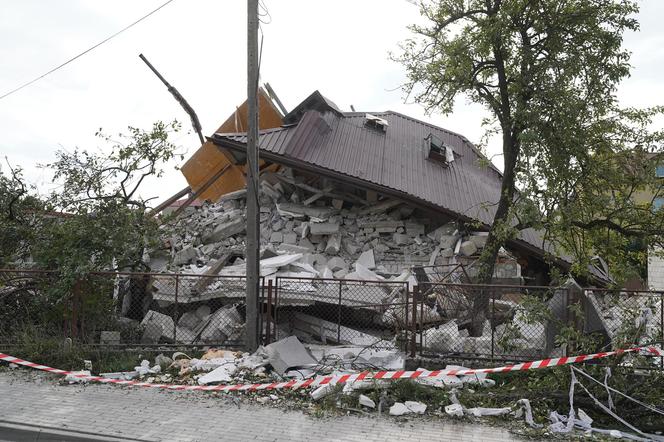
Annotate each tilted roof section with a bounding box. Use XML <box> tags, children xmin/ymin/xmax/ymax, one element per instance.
<box><xmin>211</xmin><ymin>100</ymin><xmax>556</xmax><ymax>260</ymax></box>
<box><xmin>215</xmin><ymin>108</ymin><xmax>504</xmax><ymax>225</ymax></box>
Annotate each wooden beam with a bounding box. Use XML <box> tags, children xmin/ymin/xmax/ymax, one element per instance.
<box><xmin>148</xmin><ymin>186</ymin><xmax>191</xmax><ymax>217</ymax></box>
<box><xmin>172</xmin><ymin>164</ymin><xmax>231</xmax><ymax>217</ymax></box>
<box><xmin>303</xmin><ymin>185</ymin><xmax>335</xmax><ymax>206</ymax></box>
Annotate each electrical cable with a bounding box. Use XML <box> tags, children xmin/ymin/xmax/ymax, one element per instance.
<box><xmin>0</xmin><ymin>0</ymin><xmax>176</xmax><ymax>101</ymax></box>
<box><xmin>571</xmin><ymin>366</ymin><xmax>664</xmax><ymax>417</ymax></box>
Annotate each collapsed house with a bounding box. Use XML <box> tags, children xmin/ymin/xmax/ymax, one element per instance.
<box><xmin>124</xmin><ymin>90</ymin><xmax>657</xmax><ymax>361</ymax></box>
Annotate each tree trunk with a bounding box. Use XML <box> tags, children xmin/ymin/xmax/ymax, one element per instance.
<box><xmin>468</xmin><ymin>129</ymin><xmax>519</xmax><ymax>336</ymax></box>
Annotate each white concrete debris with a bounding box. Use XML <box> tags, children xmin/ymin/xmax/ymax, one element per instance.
<box><xmin>154</xmin><ymin>167</ymin><xmax>509</xmax><ymax>281</ymax></box>
<box><xmin>100</xmin><ymin>371</ymin><xmax>139</xmax><ymax>380</ymax></box>
<box><xmin>444</xmin><ymin>403</ymin><xmax>464</xmax><ymax>417</ymax></box>
<box><xmin>197</xmin><ymin>363</ymin><xmax>237</xmax><ymax>385</ymax></box>
<box><xmin>264</xmin><ymin>336</ymin><xmax>318</xmax><ymax>375</ymax></box>
<box><xmin>135</xmin><ymin>166</ymin><xmax>538</xmax><ymax>351</ymax></box>
<box><xmin>358</xmin><ymin>394</ymin><xmax>376</xmax><ymax>408</ymax></box>
<box><xmin>389</xmin><ymin>401</ymin><xmax>427</xmax><ymax>416</ymax></box>
<box><xmin>64</xmin><ymin>370</ymin><xmax>91</xmax><ymax>384</ymax></box>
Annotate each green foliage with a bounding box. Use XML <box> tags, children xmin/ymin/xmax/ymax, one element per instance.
<box><xmin>0</xmin><ymin>163</ymin><xmax>43</xmax><ymax>266</ymax></box>
<box><xmin>36</xmin><ymin>120</ymin><xmax>181</xmax><ymax>277</ymax></box>
<box><xmin>0</xmin><ymin>324</ymin><xmax>153</xmax><ymax>373</ymax></box>
<box><xmin>0</xmin><ymin>121</ymin><xmax>181</xmax><ymax>341</ymax></box>
<box><xmin>396</xmin><ymin>1</ymin><xmax>664</xmax><ymax>284</ymax></box>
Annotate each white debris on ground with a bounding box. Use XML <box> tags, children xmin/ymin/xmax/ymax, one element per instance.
<box><xmin>389</xmin><ymin>401</ymin><xmax>427</xmax><ymax>416</ymax></box>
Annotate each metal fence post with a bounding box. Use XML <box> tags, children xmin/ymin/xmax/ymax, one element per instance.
<box><xmin>490</xmin><ymin>289</ymin><xmax>495</xmax><ymax>362</ymax></box>
<box><xmin>174</xmin><ymin>274</ymin><xmax>179</xmax><ymax>342</ymax></box>
<box><xmin>266</xmin><ymin>279</ymin><xmax>273</xmax><ymax>345</ymax></box>
<box><xmin>565</xmin><ymin>288</ymin><xmax>570</xmax><ymax>358</ymax></box>
<box><xmin>404</xmin><ymin>282</ymin><xmax>409</xmax><ymax>353</ymax></box>
<box><xmin>661</xmin><ymin>294</ymin><xmax>663</xmax><ymax>370</ymax></box>
<box><xmin>337</xmin><ymin>281</ymin><xmax>343</xmax><ymax>344</ymax></box>
<box><xmin>410</xmin><ymin>285</ymin><xmax>418</xmax><ymax>358</ymax></box>
<box><xmin>274</xmin><ymin>277</ymin><xmax>280</xmax><ymax>341</ymax></box>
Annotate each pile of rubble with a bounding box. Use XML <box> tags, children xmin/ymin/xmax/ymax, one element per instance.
<box><xmin>127</xmin><ymin>168</ymin><xmax>531</xmax><ymax>352</ymax></box>
<box><xmin>151</xmin><ymin>168</ymin><xmax>517</xmax><ymax>282</ymax></box>
<box><xmin>121</xmin><ymin>167</ymin><xmax>664</xmax><ymax>362</ymax></box>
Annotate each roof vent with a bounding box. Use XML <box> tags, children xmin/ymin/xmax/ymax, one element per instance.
<box><xmin>365</xmin><ymin>113</ymin><xmax>388</xmax><ymax>132</ymax></box>
<box><xmin>425</xmin><ymin>133</ymin><xmax>454</xmax><ymax>166</ymax></box>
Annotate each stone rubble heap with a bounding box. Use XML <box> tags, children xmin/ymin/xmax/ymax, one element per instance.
<box><xmin>131</xmin><ymin>168</ymin><xmax>554</xmax><ymax>358</ymax></box>
<box><xmin>152</xmin><ymin>169</ymin><xmax>513</xmax><ymax>282</ymax></box>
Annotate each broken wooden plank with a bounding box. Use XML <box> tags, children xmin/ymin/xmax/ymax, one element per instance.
<box><xmin>193</xmin><ymin>253</ymin><xmax>233</xmax><ymax>293</ymax></box>
<box><xmin>303</xmin><ymin>185</ymin><xmax>335</xmax><ymax>206</ymax></box>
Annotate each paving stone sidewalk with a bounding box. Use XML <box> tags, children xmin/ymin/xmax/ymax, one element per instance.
<box><xmin>0</xmin><ymin>371</ymin><xmax>522</xmax><ymax>441</ymax></box>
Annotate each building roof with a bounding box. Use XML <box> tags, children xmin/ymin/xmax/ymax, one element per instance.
<box><xmin>210</xmin><ymin>91</ymin><xmax>559</xmax><ymax>263</ymax></box>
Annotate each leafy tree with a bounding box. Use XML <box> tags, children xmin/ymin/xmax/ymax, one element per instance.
<box><xmin>0</xmin><ymin>121</ymin><xmax>181</xmax><ymax>339</ymax></box>
<box><xmin>397</xmin><ymin>0</ymin><xmax>663</xmax><ymax>332</ymax></box>
<box><xmin>35</xmin><ymin>120</ymin><xmax>182</xmax><ymax>276</ymax></box>
<box><xmin>0</xmin><ymin>161</ymin><xmax>42</xmax><ymax>266</ymax></box>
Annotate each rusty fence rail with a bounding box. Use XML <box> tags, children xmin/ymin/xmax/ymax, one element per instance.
<box><xmin>414</xmin><ymin>282</ymin><xmax>568</xmax><ymax>362</ymax></box>
<box><xmin>0</xmin><ymin>269</ymin><xmax>258</xmax><ymax>348</ymax></box>
<box><xmin>414</xmin><ymin>282</ymin><xmax>664</xmax><ymax>366</ymax></box>
<box><xmin>269</xmin><ymin>277</ymin><xmax>411</xmax><ymax>351</ymax></box>
<box><xmin>1</xmin><ymin>268</ymin><xmax>662</xmax><ymax>366</ymax></box>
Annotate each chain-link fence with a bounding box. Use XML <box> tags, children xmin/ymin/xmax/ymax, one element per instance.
<box><xmin>269</xmin><ymin>277</ymin><xmax>411</xmax><ymax>351</ymax></box>
<box><xmin>416</xmin><ymin>282</ymin><xmax>569</xmax><ymax>362</ymax></box>
<box><xmin>0</xmin><ymin>269</ymin><xmax>61</xmax><ymax>345</ymax></box>
<box><xmin>2</xmin><ymin>267</ymin><xmax>662</xmax><ymax>364</ymax></box>
<box><xmin>582</xmin><ymin>289</ymin><xmax>663</xmax><ymax>361</ymax></box>
<box><xmin>91</xmin><ymin>272</ymin><xmax>254</xmax><ymax>348</ymax></box>
<box><xmin>0</xmin><ymin>269</ymin><xmax>255</xmax><ymax>348</ymax></box>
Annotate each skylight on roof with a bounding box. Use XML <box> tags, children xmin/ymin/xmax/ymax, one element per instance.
<box><xmin>425</xmin><ymin>133</ymin><xmax>454</xmax><ymax>166</ymax></box>
<box><xmin>365</xmin><ymin>113</ymin><xmax>388</xmax><ymax>132</ymax></box>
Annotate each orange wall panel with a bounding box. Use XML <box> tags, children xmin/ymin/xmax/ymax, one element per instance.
<box><xmin>180</xmin><ymin>89</ymin><xmax>283</xmax><ymax>202</ymax></box>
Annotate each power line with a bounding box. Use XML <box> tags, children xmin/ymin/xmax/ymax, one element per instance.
<box><xmin>0</xmin><ymin>0</ymin><xmax>176</xmax><ymax>102</ymax></box>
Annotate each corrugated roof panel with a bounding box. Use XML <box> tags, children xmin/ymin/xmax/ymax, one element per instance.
<box><xmin>212</xmin><ymin>108</ymin><xmax>559</xmax><ymax>257</ymax></box>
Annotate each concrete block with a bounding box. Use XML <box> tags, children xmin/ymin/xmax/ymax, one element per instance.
<box><xmin>325</xmin><ymin>235</ymin><xmax>340</xmax><ymax>255</ymax></box>
<box><xmin>202</xmin><ymin>217</ymin><xmax>245</xmax><ymax>244</ymax></box>
<box><xmin>173</xmin><ymin>246</ymin><xmax>197</xmax><ymax>265</ymax></box>
<box><xmin>427</xmin><ymin>223</ymin><xmax>457</xmax><ymax>241</ymax></box>
<box><xmin>405</xmin><ymin>222</ymin><xmax>425</xmax><ymax>236</ymax></box>
<box><xmin>439</xmin><ymin>234</ymin><xmax>460</xmax><ymax>249</ymax></box>
<box><xmin>264</xmin><ymin>336</ymin><xmax>317</xmax><ymax>375</ymax></box>
<box><xmin>270</xmin><ymin>231</ymin><xmax>283</xmax><ymax>243</ymax></box>
<box><xmin>283</xmin><ymin>233</ymin><xmax>298</xmax><ymax>244</ymax></box>
<box><xmin>469</xmin><ymin>233</ymin><xmax>489</xmax><ymax>249</ymax></box>
<box><xmin>342</xmin><ymin>238</ymin><xmax>360</xmax><ymax>255</ymax></box>
<box><xmin>459</xmin><ymin>241</ymin><xmax>478</xmax><ymax>256</ymax></box>
<box><xmin>327</xmin><ymin>257</ymin><xmax>348</xmax><ymax>272</ymax></box>
<box><xmin>333</xmin><ymin>268</ymin><xmax>349</xmax><ymax>278</ymax></box>
<box><xmin>278</xmin><ymin>244</ymin><xmax>312</xmax><ymax>254</ymax></box>
<box><xmin>355</xmin><ymin>249</ymin><xmax>375</xmax><ymax>269</ymax></box>
<box><xmin>393</xmin><ymin>233</ymin><xmax>410</xmax><ymax>245</ymax></box>
<box><xmin>298</xmin><ymin>238</ymin><xmax>315</xmax><ymax>251</ymax></box>
<box><xmin>309</xmin><ymin>222</ymin><xmax>340</xmax><ymax>235</ymax></box>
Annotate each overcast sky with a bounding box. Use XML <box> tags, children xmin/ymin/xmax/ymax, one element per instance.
<box><xmin>1</xmin><ymin>0</ymin><xmax>663</xmax><ymax>203</ymax></box>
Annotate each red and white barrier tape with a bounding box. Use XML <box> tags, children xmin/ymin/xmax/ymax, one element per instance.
<box><xmin>1</xmin><ymin>346</ymin><xmax>661</xmax><ymax>393</ymax></box>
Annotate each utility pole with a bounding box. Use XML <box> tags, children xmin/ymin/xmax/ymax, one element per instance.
<box><xmin>245</xmin><ymin>0</ymin><xmax>260</xmax><ymax>351</ymax></box>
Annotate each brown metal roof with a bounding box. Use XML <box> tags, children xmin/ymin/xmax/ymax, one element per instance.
<box><xmin>211</xmin><ymin>105</ymin><xmax>559</xmax><ymax>262</ymax></box>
